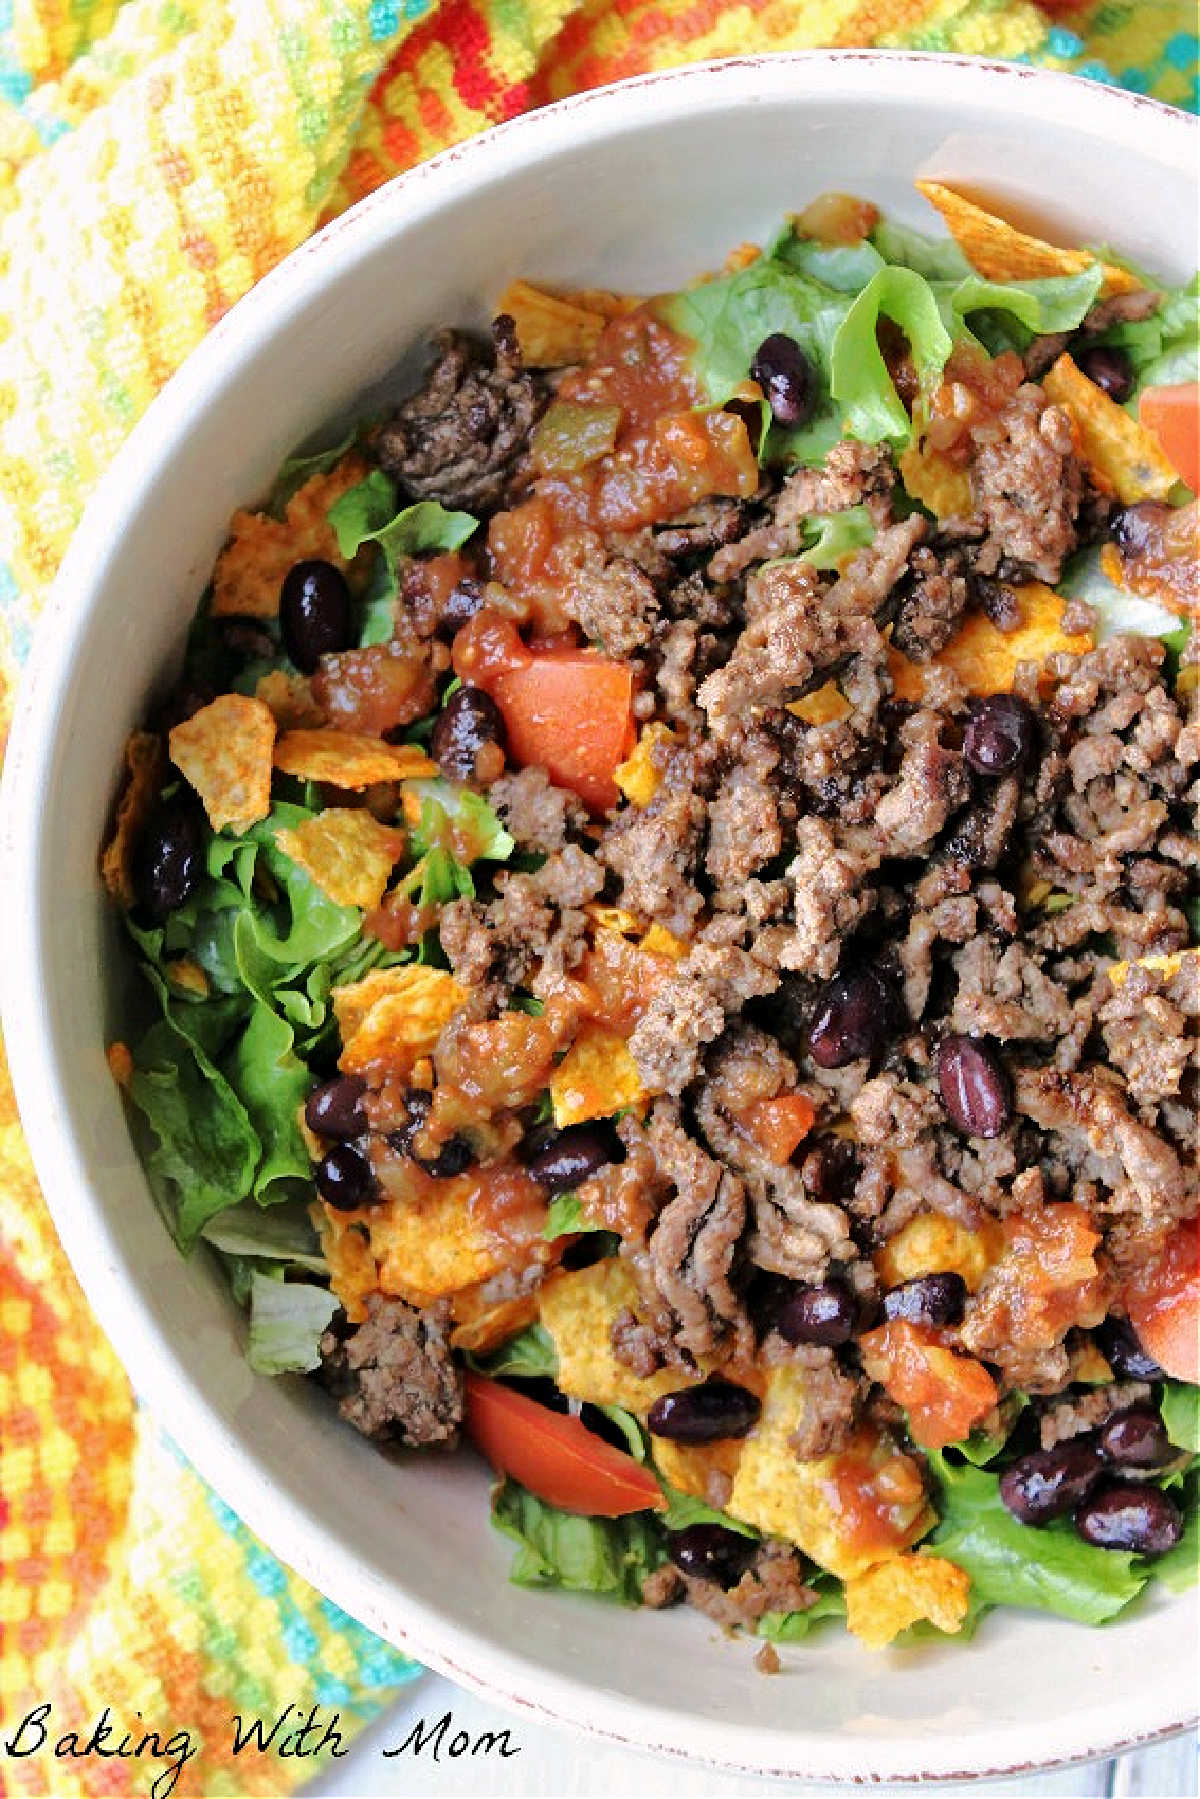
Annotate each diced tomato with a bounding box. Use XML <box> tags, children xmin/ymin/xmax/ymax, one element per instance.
<box><xmin>1139</xmin><ymin>383</ymin><xmax>1200</xmax><ymax>494</ymax></box>
<box><xmin>1124</xmin><ymin>1219</ymin><xmax>1200</xmax><ymax>1384</ymax></box>
<box><xmin>463</xmin><ymin>1372</ymin><xmax>664</xmax><ymax>1516</ymax></box>
<box><xmin>859</xmin><ymin>1321</ymin><xmax>998</xmax><ymax>1451</ymax></box>
<box><xmin>492</xmin><ymin>649</ymin><xmax>635</xmax><ymax>813</ymax></box>
<box><xmin>736</xmin><ymin>1094</ymin><xmax>817</xmax><ymax>1164</ymax></box>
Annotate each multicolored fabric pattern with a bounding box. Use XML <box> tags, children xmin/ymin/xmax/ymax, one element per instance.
<box><xmin>0</xmin><ymin>0</ymin><xmax>1194</xmax><ymax>1791</ymax></box>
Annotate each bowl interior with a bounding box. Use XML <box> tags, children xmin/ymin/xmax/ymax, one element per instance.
<box><xmin>4</xmin><ymin>54</ymin><xmax>1197</xmax><ymax>1783</ymax></box>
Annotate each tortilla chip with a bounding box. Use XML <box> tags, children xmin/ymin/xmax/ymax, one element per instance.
<box><xmin>844</xmin><ymin>1553</ymin><xmax>972</xmax><ymax>1651</ymax></box>
<box><xmin>367</xmin><ymin>1180</ymin><xmax>522</xmax><ymax>1304</ymax></box>
<box><xmin>875</xmin><ymin>1213</ymin><xmax>1005</xmax><ymax>1295</ymax></box>
<box><xmin>586</xmin><ymin>903</ymin><xmax>643</xmax><ymax>936</ymax></box>
<box><xmin>898</xmin><ymin>439</ymin><xmax>974</xmax><ymax>523</ymax></box>
<box><xmin>550</xmin><ymin>1023</ymin><xmax>646</xmax><ymax>1127</ymax></box>
<box><xmin>652</xmin><ymin>1435</ymin><xmax>745</xmax><ymax>1502</ymax></box>
<box><xmin>641</xmin><ymin>923</ymin><xmax>686</xmax><ymax>960</ymax></box>
<box><xmin>315</xmin><ymin>1205</ymin><xmax>379</xmax><ymax>1323</ymax></box>
<box><xmin>728</xmin><ymin>1375</ymin><xmax>932</xmax><ymax>1578</ymax></box>
<box><xmin>164</xmin><ymin>956</ymin><xmax>210</xmax><ymax>999</ymax></box>
<box><xmin>914</xmin><ymin>181</ymin><xmax>1141</xmax><ymax>297</ymax></box>
<box><xmin>889</xmin><ymin>582</ymin><xmax>1092</xmax><ymax>702</ymax></box>
<box><xmin>273</xmin><ymin>728</ymin><xmax>436</xmax><ymax>788</ymax></box>
<box><xmin>614</xmin><ymin>723</ymin><xmax>675</xmax><ymax>807</ymax></box>
<box><xmin>497</xmin><ymin>280</ymin><xmax>608</xmax><ymax>368</ymax></box>
<box><xmin>450</xmin><ymin>1288</ymin><xmax>539</xmax><ymax>1355</ymax></box>
<box><xmin>554</xmin><ymin>287</ymin><xmax>643</xmax><ymax>320</ymax></box>
<box><xmin>1106</xmin><ymin>948</ymin><xmax>1195</xmax><ymax>991</ymax></box>
<box><xmin>274</xmin><ymin>808</ymin><xmax>405</xmax><ymax>909</ymax></box>
<box><xmin>333</xmin><ymin>964</ymin><xmax>466</xmax><ymax>1077</ymax></box>
<box><xmin>538</xmin><ymin>1259</ymin><xmax>689</xmax><ymax>1411</ymax></box>
<box><xmin>211</xmin><ymin>452</ymin><xmax>370</xmax><ymax>618</ymax></box>
<box><xmin>255</xmin><ymin>669</ymin><xmax>326</xmax><ymax>730</ymax></box>
<box><xmin>168</xmin><ymin>693</ymin><xmax>275</xmax><ymax>834</ymax></box>
<box><xmin>106</xmin><ymin>1041</ymin><xmax>134</xmax><ymax>1088</ymax></box>
<box><xmin>100</xmin><ymin>730</ymin><xmax>165</xmax><ymax>906</ymax></box>
<box><xmin>786</xmin><ymin>683</ymin><xmax>852</xmax><ymax>726</ymax></box>
<box><xmin>1043</xmin><ymin>354</ymin><xmax>1178</xmax><ymax>505</ymax></box>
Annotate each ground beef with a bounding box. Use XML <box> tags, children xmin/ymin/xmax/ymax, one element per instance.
<box><xmin>969</xmin><ymin>382</ymin><xmax>1083</xmax><ymax>582</ymax></box>
<box><xmin>318</xmin><ymin>1295</ymin><xmax>463</xmax><ymax>1446</ymax></box>
<box><xmin>679</xmin><ymin>1539</ymin><xmax>819</xmax><ymax>1628</ymax></box>
<box><xmin>706</xmin><ymin>735</ymin><xmax>782</xmax><ymax>888</ymax></box>
<box><xmin>487</xmin><ymin>765</ymin><xmax>586</xmax><ymax>854</ymax></box>
<box><xmin>560</xmin><ymin>542</ymin><xmax>660</xmax><ymax>655</ymax></box>
<box><xmin>891</xmin><ymin>543</ymin><xmax>972</xmax><ymax>663</ymax></box>
<box><xmin>597</xmin><ymin>784</ymin><xmax>706</xmax><ymax>932</ymax></box>
<box><xmin>786</xmin><ymin>1351</ymin><xmax>861</xmax><ymax>1460</ymax></box>
<box><xmin>1039</xmin><ymin>1380</ymin><xmax>1152</xmax><ymax>1449</ymax></box>
<box><xmin>375</xmin><ymin>316</ymin><xmax>546</xmax><ymax>511</ymax></box>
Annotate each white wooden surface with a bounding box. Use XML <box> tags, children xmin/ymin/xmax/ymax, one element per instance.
<box><xmin>309</xmin><ymin>1671</ymin><xmax>1198</xmax><ymax>1798</ymax></box>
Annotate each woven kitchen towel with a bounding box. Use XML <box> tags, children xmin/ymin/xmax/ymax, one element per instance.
<box><xmin>0</xmin><ymin>2</ymin><xmax>1195</xmax><ymax>1794</ymax></box>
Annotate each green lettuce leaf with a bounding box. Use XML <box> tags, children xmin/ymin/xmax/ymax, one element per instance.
<box><xmin>542</xmin><ymin>1191</ymin><xmax>610</xmax><ymax>1239</ymax></box>
<box><xmin>655</xmin><ymin>1479</ymin><xmax>758</xmax><ymax>1540</ymax></box>
<box><xmin>758</xmin><ymin>1581</ymin><xmax>847</xmax><ymax>1641</ymax></box>
<box><xmin>830</xmin><ymin>266</ymin><xmax>954</xmax><ymax>447</ymax></box>
<box><xmin>1146</xmin><ymin>1475</ymin><xmax>1199</xmax><ymax>1593</ymax></box>
<box><xmin>1058</xmin><ymin>546</ymin><xmax>1189</xmax><ymax>651</ymax></box>
<box><xmin>592</xmin><ymin>1404</ymin><xmax>648</xmax><ymax>1462</ymax></box>
<box><xmin>491</xmin><ymin>1479</ymin><xmax>665</xmax><ymax>1602</ymax></box>
<box><xmin>328</xmin><ymin>469</ymin><xmax>478</xmax><ymax>569</ymax></box>
<box><xmin>925</xmin><ymin>1451</ymin><xmax>1147</xmax><ymax>1624</ymax></box>
<box><xmin>406</xmin><ymin>780</ymin><xmax>515</xmax><ymax>864</ymax></box>
<box><xmin>200</xmin><ymin>1199</ymin><xmax>327</xmax><ymax>1272</ymax></box>
<box><xmin>223</xmin><ymin>1001</ymin><xmax>313</xmax><ymax>1202</ymax></box>
<box><xmin>944</xmin><ymin>266</ymin><xmax>1105</xmax><ymax>355</ymax></box>
<box><xmin>871</xmin><ymin>217</ymin><xmax>973</xmax><ymax>282</ymax></box>
<box><xmin>771</xmin><ymin>232</ymin><xmax>886</xmax><ymax>292</ymax></box>
<box><xmin>1091</xmin><ymin>274</ymin><xmax>1200</xmax><ymax>395</ymax></box>
<box><xmin>245</xmin><ymin>1272</ymin><xmax>339</xmax><ymax>1375</ymax></box>
<box><xmin>798</xmin><ymin>505</ymin><xmax>876</xmax><ymax>571</ymax></box>
<box><xmin>1161</xmin><ymin>1383</ymin><xmax>1200</xmax><ymax>1455</ymax></box>
<box><xmin>269</xmin><ymin>427</ymin><xmax>358</xmax><ymax>514</ymax></box>
<box><xmin>468</xmin><ymin>1323</ymin><xmax>558</xmax><ymax>1379</ymax></box>
<box><xmin>954</xmin><ymin>1394</ymin><xmax>1027</xmax><ymax>1467</ymax></box>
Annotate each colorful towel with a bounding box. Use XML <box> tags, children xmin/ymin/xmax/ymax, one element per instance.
<box><xmin>0</xmin><ymin>2</ymin><xmax>1195</xmax><ymax>1792</ymax></box>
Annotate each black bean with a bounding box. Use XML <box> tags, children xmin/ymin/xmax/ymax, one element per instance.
<box><xmin>963</xmin><ymin>694</ymin><xmax>1036</xmax><ymax>776</ymax></box>
<box><xmin>1111</xmin><ymin>500</ymin><xmax>1170</xmax><ymax>555</ymax></box>
<box><xmin>1095</xmin><ymin>1316</ymin><xmax>1165</xmax><ymax>1382</ymax></box>
<box><xmin>647</xmin><ymin>1380</ymin><xmax>761</xmax><ymax>1444</ymax></box>
<box><xmin>132</xmin><ymin>792</ymin><xmax>207</xmax><ymax>921</ymax></box>
<box><xmin>666</xmin><ymin>1524</ymin><xmax>757</xmax><ymax>1589</ymax></box>
<box><xmin>315</xmin><ymin>1142</ymin><xmax>377</xmax><ymax>1211</ymax></box>
<box><xmin>749</xmin><ymin>333</ymin><xmax>816</xmax><ymax>428</ymax></box>
<box><xmin>1098</xmin><ymin>1405</ymin><xmax>1173</xmax><ymax>1469</ymax></box>
<box><xmin>305</xmin><ymin>1074</ymin><xmax>368</xmax><ymax>1141</ymax></box>
<box><xmin>808</xmin><ymin>966</ymin><xmax>900</xmax><ymax>1069</ymax></box>
<box><xmin>1075</xmin><ymin>1480</ymin><xmax>1182</xmax><ymax>1556</ymax></box>
<box><xmin>523</xmin><ymin>1121</ymin><xmax>624</xmax><ymax>1194</ymax></box>
<box><xmin>882</xmin><ymin>1272</ymin><xmax>967</xmax><ymax>1328</ymax></box>
<box><xmin>801</xmin><ymin>1138</ymin><xmax>860</xmax><ymax>1203</ymax></box>
<box><xmin>415</xmin><ymin>1135</ymin><xmax>475</xmax><ymax>1179</ymax></box>
<box><xmin>937</xmin><ymin>1034</ymin><xmax>1012</xmax><ymax>1138</ymax></box>
<box><xmin>776</xmin><ymin>1280</ymin><xmax>857</xmax><ymax>1347</ymax></box>
<box><xmin>431</xmin><ymin>685</ymin><xmax>506</xmax><ymax>782</ymax></box>
<box><xmin>999</xmin><ymin>1437</ymin><xmax>1105</xmax><ymax>1525</ymax></box>
<box><xmin>1076</xmin><ymin>344</ymin><xmax>1135</xmax><ymax>405</ymax></box>
<box><xmin>280</xmin><ymin>559</ymin><xmax>355</xmax><ymax>673</ymax></box>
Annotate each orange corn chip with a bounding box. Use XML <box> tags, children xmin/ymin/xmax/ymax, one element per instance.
<box><xmin>333</xmin><ymin>964</ymin><xmax>467</xmax><ymax>1077</ymax></box>
<box><xmin>497</xmin><ymin>280</ymin><xmax>608</xmax><ymax>368</ymax></box>
<box><xmin>539</xmin><ymin>1260</ymin><xmax>691</xmax><ymax>1411</ymax></box>
<box><xmin>787</xmin><ymin>682</ymin><xmax>853</xmax><ymax>726</ymax></box>
<box><xmin>106</xmin><ymin>1041</ymin><xmax>134</xmax><ymax>1087</ymax></box>
<box><xmin>211</xmin><ymin>453</ymin><xmax>370</xmax><ymax>618</ymax></box>
<box><xmin>585</xmin><ymin>903</ymin><xmax>643</xmax><ymax>936</ymax></box>
<box><xmin>875</xmin><ymin>1212</ymin><xmax>1004</xmax><ymax>1295</ymax></box>
<box><xmin>890</xmin><ymin>582</ymin><xmax>1092</xmax><ymax>702</ymax></box>
<box><xmin>614</xmin><ymin>722</ymin><xmax>675</xmax><ymax>807</ymax></box>
<box><xmin>1043</xmin><ymin>354</ymin><xmax>1178</xmax><ymax>505</ymax></box>
<box><xmin>550</xmin><ymin>1023</ymin><xmax>645</xmax><ymax>1127</ymax></box>
<box><xmin>274</xmin><ymin>808</ymin><xmax>405</xmax><ymax>909</ymax></box>
<box><xmin>641</xmin><ymin>923</ymin><xmax>686</xmax><ymax>960</ymax></box>
<box><xmin>164</xmin><ymin>956</ymin><xmax>210</xmax><ymax>999</ymax></box>
<box><xmin>451</xmin><ymin>1288</ymin><xmax>539</xmax><ymax>1355</ymax></box>
<box><xmin>168</xmin><ymin>693</ymin><xmax>275</xmax><ymax>834</ymax></box>
<box><xmin>273</xmin><ymin>728</ymin><xmax>436</xmax><ymax>788</ymax></box>
<box><xmin>1106</xmin><ymin>948</ymin><xmax>1195</xmax><ymax>991</ymax></box>
<box><xmin>844</xmin><ymin>1553</ymin><xmax>972</xmax><ymax>1651</ymax></box>
<box><xmin>898</xmin><ymin>439</ymin><xmax>974</xmax><ymax>522</ymax></box>
<box><xmin>255</xmin><ymin>669</ymin><xmax>326</xmax><ymax>730</ymax></box>
<box><xmin>362</xmin><ymin>1179</ymin><xmax>527</xmax><ymax>1305</ymax></box>
<box><xmin>652</xmin><ymin>1435</ymin><xmax>745</xmax><ymax>1503</ymax></box>
<box><xmin>99</xmin><ymin>730</ymin><xmax>165</xmax><ymax>907</ymax></box>
<box><xmin>915</xmin><ymin>181</ymin><xmax>1141</xmax><ymax>297</ymax></box>
<box><xmin>316</xmin><ymin>1206</ymin><xmax>379</xmax><ymax>1323</ymax></box>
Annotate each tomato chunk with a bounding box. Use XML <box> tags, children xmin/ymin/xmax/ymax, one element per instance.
<box><xmin>492</xmin><ymin>649</ymin><xmax>635</xmax><ymax>812</ymax></box>
<box><xmin>1125</xmin><ymin>1219</ymin><xmax>1200</xmax><ymax>1384</ymax></box>
<box><xmin>736</xmin><ymin>1094</ymin><xmax>817</xmax><ymax>1164</ymax></box>
<box><xmin>859</xmin><ymin>1320</ymin><xmax>998</xmax><ymax>1451</ymax></box>
<box><xmin>1139</xmin><ymin>383</ymin><xmax>1199</xmax><ymax>494</ymax></box>
<box><xmin>463</xmin><ymin>1372</ymin><xmax>664</xmax><ymax>1516</ymax></box>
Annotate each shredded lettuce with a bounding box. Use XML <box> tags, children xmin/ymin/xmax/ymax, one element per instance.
<box><xmin>406</xmin><ymin>780</ymin><xmax>515</xmax><ymax>864</ymax></box>
<box><xmin>541</xmin><ymin>1191</ymin><xmax>613</xmax><ymax>1240</ymax></box>
<box><xmin>830</xmin><ymin>267</ymin><xmax>954</xmax><ymax>447</ymax></box>
<box><xmin>200</xmin><ymin>1199</ymin><xmax>327</xmax><ymax>1271</ymax></box>
<box><xmin>329</xmin><ymin>469</ymin><xmax>478</xmax><ymax>568</ymax></box>
<box><xmin>1161</xmin><ymin>1383</ymin><xmax>1200</xmax><ymax>1456</ymax></box>
<box><xmin>245</xmin><ymin>1271</ymin><xmax>339</xmax><ymax>1375</ymax></box>
<box><xmin>594</xmin><ymin>1403</ymin><xmax>648</xmax><ymax>1462</ymax></box>
<box><xmin>269</xmin><ymin>427</ymin><xmax>358</xmax><ymax>514</ymax></box>
<box><xmin>468</xmin><ymin>1323</ymin><xmax>558</xmax><ymax>1380</ymax></box>
<box><xmin>798</xmin><ymin>506</ymin><xmax>875</xmax><ymax>571</ymax></box>
<box><xmin>655</xmin><ymin>1479</ymin><xmax>758</xmax><ymax>1540</ymax></box>
<box><xmin>1091</xmin><ymin>273</ymin><xmax>1200</xmax><ymax>396</ymax></box>
<box><xmin>492</xmin><ymin>1479</ymin><xmax>665</xmax><ymax>1601</ymax></box>
<box><xmin>758</xmin><ymin>1581</ymin><xmax>847</xmax><ymax>1641</ymax></box>
<box><xmin>925</xmin><ymin>1451</ymin><xmax>1147</xmax><ymax>1624</ymax></box>
<box><xmin>870</xmin><ymin>217</ymin><xmax>972</xmax><ymax>282</ymax></box>
<box><xmin>1058</xmin><ymin>546</ymin><xmax>1189</xmax><ymax>652</ymax></box>
<box><xmin>1148</xmin><ymin>1475</ymin><xmax>1199</xmax><ymax>1593</ymax></box>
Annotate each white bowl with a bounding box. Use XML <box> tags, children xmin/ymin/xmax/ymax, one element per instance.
<box><xmin>3</xmin><ymin>51</ymin><xmax>1197</xmax><ymax>1784</ymax></box>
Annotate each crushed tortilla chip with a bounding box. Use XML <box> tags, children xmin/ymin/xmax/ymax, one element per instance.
<box><xmin>1042</xmin><ymin>354</ymin><xmax>1178</xmax><ymax>505</ymax></box>
<box><xmin>106</xmin><ymin>1041</ymin><xmax>134</xmax><ymax>1088</ymax></box>
<box><xmin>275</xmin><ymin>808</ymin><xmax>405</xmax><ymax>909</ymax></box>
<box><xmin>451</xmin><ymin>1288</ymin><xmax>539</xmax><ymax>1354</ymax></box>
<box><xmin>1106</xmin><ymin>948</ymin><xmax>1195</xmax><ymax>991</ymax></box>
<box><xmin>497</xmin><ymin>280</ymin><xmax>608</xmax><ymax>368</ymax></box>
<box><xmin>652</xmin><ymin>1435</ymin><xmax>745</xmax><ymax>1502</ymax></box>
<box><xmin>786</xmin><ymin>682</ymin><xmax>852</xmax><ymax>726</ymax></box>
<box><xmin>313</xmin><ymin>1203</ymin><xmax>378</xmax><ymax>1323</ymax></box>
<box><xmin>586</xmin><ymin>903</ymin><xmax>643</xmax><ymax>936</ymax></box>
<box><xmin>889</xmin><ymin>582</ymin><xmax>1092</xmax><ymax>702</ymax></box>
<box><xmin>614</xmin><ymin>722</ymin><xmax>675</xmax><ymax>807</ymax></box>
<box><xmin>641</xmin><ymin>923</ymin><xmax>686</xmax><ymax>960</ymax></box>
<box><xmin>255</xmin><ymin>669</ymin><xmax>326</xmax><ymax>730</ymax></box>
<box><xmin>844</xmin><ymin>1552</ymin><xmax>972</xmax><ymax>1651</ymax></box>
<box><xmin>728</xmin><ymin>1374</ymin><xmax>932</xmax><ymax>1578</ymax></box>
<box><xmin>164</xmin><ymin>957</ymin><xmax>210</xmax><ymax>999</ymax></box>
<box><xmin>722</xmin><ymin>242</ymin><xmax>762</xmax><ymax>275</ymax></box>
<box><xmin>273</xmin><ymin>728</ymin><xmax>436</xmax><ymax>788</ymax></box>
<box><xmin>550</xmin><ymin>1023</ymin><xmax>645</xmax><ymax>1127</ymax></box>
<box><xmin>211</xmin><ymin>453</ymin><xmax>370</xmax><ymax>618</ymax></box>
<box><xmin>914</xmin><ymin>180</ymin><xmax>1140</xmax><ymax>297</ymax></box>
<box><xmin>898</xmin><ymin>439</ymin><xmax>974</xmax><ymax>523</ymax></box>
<box><xmin>168</xmin><ymin>693</ymin><xmax>275</xmax><ymax>834</ymax></box>
<box><xmin>538</xmin><ymin>1260</ymin><xmax>691</xmax><ymax>1411</ymax></box>
<box><xmin>333</xmin><ymin>964</ymin><xmax>466</xmax><ymax>1077</ymax></box>
<box><xmin>1072</xmin><ymin>1338</ymin><xmax>1114</xmax><ymax>1385</ymax></box>
<box><xmin>875</xmin><ymin>1213</ymin><xmax>1004</xmax><ymax>1295</ymax></box>
<box><xmin>99</xmin><ymin>730</ymin><xmax>166</xmax><ymax>907</ymax></box>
